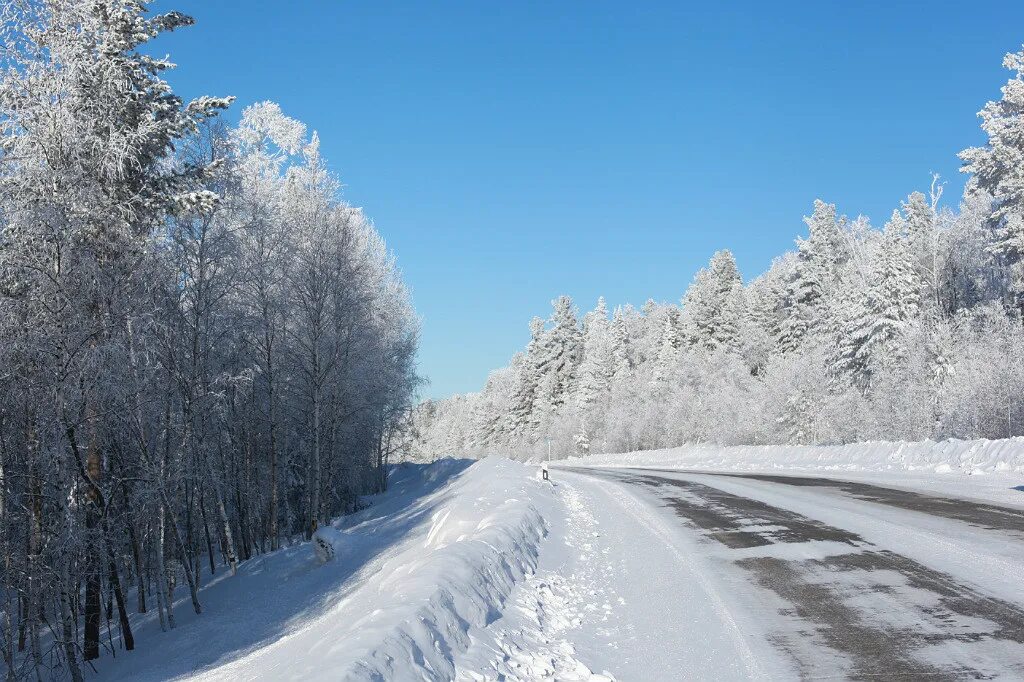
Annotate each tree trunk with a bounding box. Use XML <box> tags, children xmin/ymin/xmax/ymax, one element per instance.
<box><xmin>310</xmin><ymin>385</ymin><xmax>321</xmax><ymax>536</ymax></box>
<box><xmin>80</xmin><ymin>406</ymin><xmax>103</xmax><ymax>661</ymax></box>
<box><xmin>104</xmin><ymin>528</ymin><xmax>134</xmax><ymax>650</ymax></box>
<box><xmin>207</xmin><ymin>443</ymin><xmax>238</xmax><ymax>575</ymax></box>
<box><xmin>59</xmin><ymin>564</ymin><xmax>84</xmax><ymax>682</ymax></box>
<box><xmin>199</xmin><ymin>487</ymin><xmax>216</xmax><ymax>576</ymax></box>
<box><xmin>159</xmin><ymin>485</ymin><xmax>202</xmax><ymax>615</ymax></box>
<box><xmin>268</xmin><ymin>377</ymin><xmax>279</xmax><ymax>550</ymax></box>
<box><xmin>122</xmin><ymin>497</ymin><xmax>146</xmax><ymax>614</ymax></box>
<box><xmin>155</xmin><ymin>510</ymin><xmax>170</xmax><ymax>631</ymax></box>
<box><xmin>83</xmin><ymin>508</ymin><xmax>101</xmax><ymax>661</ymax></box>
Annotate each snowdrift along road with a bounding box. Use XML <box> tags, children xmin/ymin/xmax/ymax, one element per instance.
<box><xmin>94</xmin><ymin>458</ymin><xmax>555</xmax><ymax>682</ymax></box>
<box><xmin>562</xmin><ymin>436</ymin><xmax>1024</xmax><ymax>477</ymax></box>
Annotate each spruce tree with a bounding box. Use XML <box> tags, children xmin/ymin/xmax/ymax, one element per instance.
<box><xmin>652</xmin><ymin>308</ymin><xmax>682</xmax><ymax>385</ymax></box>
<box><xmin>576</xmin><ymin>297</ymin><xmax>615</xmax><ymax>408</ymax></box>
<box><xmin>682</xmin><ymin>250</ymin><xmax>744</xmax><ymax>351</ymax></box>
<box><xmin>611</xmin><ymin>306</ymin><xmax>634</xmax><ymax>379</ymax></box>
<box><xmin>779</xmin><ymin>200</ymin><xmax>847</xmax><ymax>353</ymax></box>
<box><xmin>508</xmin><ymin>317</ymin><xmax>545</xmax><ymax>437</ymax></box>
<box><xmin>537</xmin><ymin>296</ymin><xmax>583</xmax><ymax>412</ymax></box>
<box><xmin>961</xmin><ymin>46</ymin><xmax>1024</xmax><ymax>311</ymax></box>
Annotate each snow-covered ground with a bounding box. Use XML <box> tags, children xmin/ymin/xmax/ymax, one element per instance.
<box><xmin>94</xmin><ymin>458</ymin><xmax>558</xmax><ymax>681</ymax></box>
<box><xmin>93</xmin><ymin>439</ymin><xmax>1024</xmax><ymax>680</ymax></box>
<box><xmin>455</xmin><ymin>470</ymin><xmax>794</xmax><ymax>680</ymax></box>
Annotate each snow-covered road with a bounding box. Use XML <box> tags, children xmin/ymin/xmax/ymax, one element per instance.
<box><xmin>489</xmin><ymin>466</ymin><xmax>1024</xmax><ymax>680</ymax></box>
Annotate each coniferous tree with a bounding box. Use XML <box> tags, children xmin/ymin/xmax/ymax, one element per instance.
<box><xmin>576</xmin><ymin>298</ymin><xmax>615</xmax><ymax>409</ymax></box>
<box><xmin>779</xmin><ymin>200</ymin><xmax>848</xmax><ymax>353</ymax></box>
<box><xmin>537</xmin><ymin>296</ymin><xmax>583</xmax><ymax>413</ymax></box>
<box><xmin>961</xmin><ymin>45</ymin><xmax>1024</xmax><ymax>312</ymax></box>
<box><xmin>508</xmin><ymin>318</ymin><xmax>546</xmax><ymax>438</ymax></box>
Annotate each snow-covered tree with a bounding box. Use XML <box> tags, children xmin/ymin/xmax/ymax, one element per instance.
<box><xmin>409</xmin><ymin>45</ymin><xmax>1024</xmax><ymax>468</ymax></box>
<box><xmin>507</xmin><ymin>318</ymin><xmax>546</xmax><ymax>438</ymax></box>
<box><xmin>652</xmin><ymin>307</ymin><xmax>682</xmax><ymax>385</ymax></box>
<box><xmin>0</xmin><ymin>7</ymin><xmax>420</xmax><ymax>677</ymax></box>
<box><xmin>961</xmin><ymin>45</ymin><xmax>1024</xmax><ymax>311</ymax></box>
<box><xmin>682</xmin><ymin>250</ymin><xmax>743</xmax><ymax>352</ymax></box>
<box><xmin>536</xmin><ymin>296</ymin><xmax>583</xmax><ymax>413</ymax></box>
<box><xmin>576</xmin><ymin>297</ymin><xmax>615</xmax><ymax>408</ymax></box>
<box><xmin>779</xmin><ymin>200</ymin><xmax>848</xmax><ymax>353</ymax></box>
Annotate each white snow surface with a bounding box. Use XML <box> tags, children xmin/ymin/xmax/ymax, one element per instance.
<box><xmin>93</xmin><ymin>439</ymin><xmax>1024</xmax><ymax>681</ymax></box>
<box><xmin>559</xmin><ymin>437</ymin><xmax>1024</xmax><ymax>507</ymax></box>
<box><xmin>94</xmin><ymin>458</ymin><xmax>557</xmax><ymax>682</ymax></box>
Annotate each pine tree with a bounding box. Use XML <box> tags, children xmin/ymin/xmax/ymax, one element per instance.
<box><xmin>652</xmin><ymin>308</ymin><xmax>682</xmax><ymax>385</ymax></box>
<box><xmin>576</xmin><ymin>298</ymin><xmax>615</xmax><ymax>408</ymax></box>
<box><xmin>900</xmin><ymin>189</ymin><xmax>944</xmax><ymax>315</ymax></box>
<box><xmin>611</xmin><ymin>306</ymin><xmax>633</xmax><ymax>378</ymax></box>
<box><xmin>960</xmin><ymin>45</ymin><xmax>1024</xmax><ymax>311</ymax></box>
<box><xmin>858</xmin><ymin>214</ymin><xmax>922</xmax><ymax>375</ymax></box>
<box><xmin>536</xmin><ymin>296</ymin><xmax>583</xmax><ymax>413</ymax></box>
<box><xmin>508</xmin><ymin>318</ymin><xmax>546</xmax><ymax>437</ymax></box>
<box><xmin>682</xmin><ymin>250</ymin><xmax>743</xmax><ymax>351</ymax></box>
<box><xmin>834</xmin><ymin>212</ymin><xmax>922</xmax><ymax>391</ymax></box>
<box><xmin>830</xmin><ymin>291</ymin><xmax>872</xmax><ymax>391</ymax></box>
<box><xmin>779</xmin><ymin>200</ymin><xmax>848</xmax><ymax>353</ymax></box>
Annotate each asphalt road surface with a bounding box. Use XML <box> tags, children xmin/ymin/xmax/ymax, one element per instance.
<box><xmin>557</xmin><ymin>466</ymin><xmax>1024</xmax><ymax>680</ymax></box>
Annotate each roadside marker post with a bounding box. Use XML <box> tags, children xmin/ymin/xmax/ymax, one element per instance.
<box><xmin>542</xmin><ymin>438</ymin><xmax>551</xmax><ymax>481</ymax></box>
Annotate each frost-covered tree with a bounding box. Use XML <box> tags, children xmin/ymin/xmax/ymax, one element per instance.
<box><xmin>507</xmin><ymin>318</ymin><xmax>546</xmax><ymax>438</ymax></box>
<box><xmin>0</xmin><ymin>7</ymin><xmax>419</xmax><ymax>678</ymax></box>
<box><xmin>536</xmin><ymin>296</ymin><xmax>583</xmax><ymax>413</ymax></box>
<box><xmin>576</xmin><ymin>298</ymin><xmax>615</xmax><ymax>408</ymax></box>
<box><xmin>652</xmin><ymin>307</ymin><xmax>682</xmax><ymax>385</ymax></box>
<box><xmin>0</xmin><ymin>0</ymin><xmax>231</xmax><ymax>666</ymax></box>
<box><xmin>779</xmin><ymin>200</ymin><xmax>848</xmax><ymax>353</ymax></box>
<box><xmin>961</xmin><ymin>45</ymin><xmax>1024</xmax><ymax>311</ymax></box>
<box><xmin>682</xmin><ymin>250</ymin><xmax>743</xmax><ymax>351</ymax></box>
<box><xmin>611</xmin><ymin>306</ymin><xmax>634</xmax><ymax>379</ymax></box>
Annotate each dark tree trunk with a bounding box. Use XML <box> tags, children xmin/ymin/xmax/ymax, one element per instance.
<box><xmin>83</xmin><ymin>508</ymin><xmax>101</xmax><ymax>661</ymax></box>
<box><xmin>106</xmin><ymin>536</ymin><xmax>134</xmax><ymax>651</ymax></box>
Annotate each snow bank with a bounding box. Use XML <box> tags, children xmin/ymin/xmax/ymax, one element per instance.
<box><xmin>560</xmin><ymin>437</ymin><xmax>1024</xmax><ymax>476</ymax></box>
<box><xmin>192</xmin><ymin>457</ymin><xmax>551</xmax><ymax>681</ymax></box>
<box><xmin>93</xmin><ymin>457</ymin><xmax>553</xmax><ymax>682</ymax></box>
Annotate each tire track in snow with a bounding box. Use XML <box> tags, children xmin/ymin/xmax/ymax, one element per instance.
<box><xmin>583</xmin><ymin>476</ymin><xmax>771</xmax><ymax>680</ymax></box>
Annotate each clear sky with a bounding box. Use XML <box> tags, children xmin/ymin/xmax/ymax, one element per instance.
<box><xmin>156</xmin><ymin>1</ymin><xmax>1024</xmax><ymax>399</ymax></box>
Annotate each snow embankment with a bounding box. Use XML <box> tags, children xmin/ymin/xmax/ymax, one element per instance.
<box><xmin>563</xmin><ymin>437</ymin><xmax>1024</xmax><ymax>475</ymax></box>
<box><xmin>217</xmin><ymin>457</ymin><xmax>551</xmax><ymax>681</ymax></box>
<box><xmin>98</xmin><ymin>457</ymin><xmax>553</xmax><ymax>682</ymax></box>
<box><xmin>334</xmin><ymin>458</ymin><xmax>552</xmax><ymax>680</ymax></box>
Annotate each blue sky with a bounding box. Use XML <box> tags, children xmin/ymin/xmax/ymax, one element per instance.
<box><xmin>157</xmin><ymin>1</ymin><xmax>1024</xmax><ymax>399</ymax></box>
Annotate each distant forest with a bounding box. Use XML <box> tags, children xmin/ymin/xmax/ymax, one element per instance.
<box><xmin>412</xmin><ymin>45</ymin><xmax>1024</xmax><ymax>461</ymax></box>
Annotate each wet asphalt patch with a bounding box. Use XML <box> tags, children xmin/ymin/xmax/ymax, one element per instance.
<box><xmin>563</xmin><ymin>468</ymin><xmax>1024</xmax><ymax>680</ymax></box>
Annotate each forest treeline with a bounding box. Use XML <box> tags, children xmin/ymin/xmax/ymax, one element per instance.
<box><xmin>412</xmin><ymin>45</ymin><xmax>1024</xmax><ymax>462</ymax></box>
<box><xmin>0</xmin><ymin>2</ymin><xmax>418</xmax><ymax>679</ymax></box>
